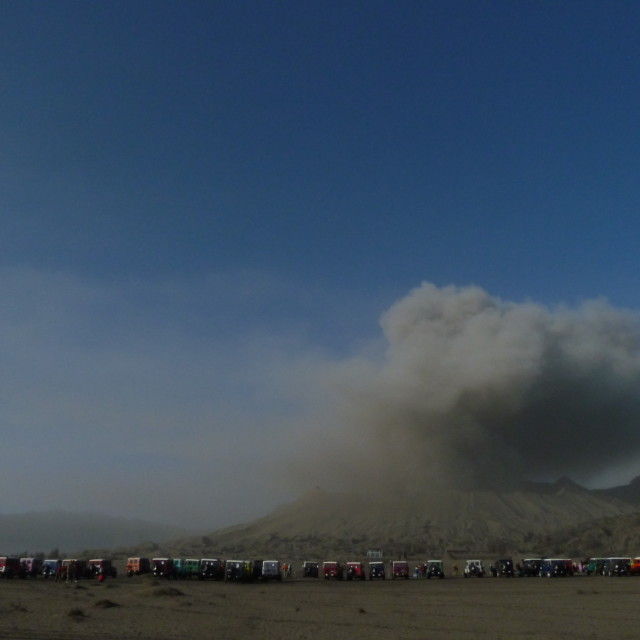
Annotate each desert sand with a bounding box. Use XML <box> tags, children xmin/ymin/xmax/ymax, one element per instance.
<box><xmin>0</xmin><ymin>574</ymin><xmax>637</xmax><ymax>640</ymax></box>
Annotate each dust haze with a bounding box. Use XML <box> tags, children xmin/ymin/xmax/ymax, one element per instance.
<box><xmin>4</xmin><ymin>268</ymin><xmax>640</xmax><ymax>529</ymax></box>
<box><xmin>292</xmin><ymin>283</ymin><xmax>640</xmax><ymax>494</ymax></box>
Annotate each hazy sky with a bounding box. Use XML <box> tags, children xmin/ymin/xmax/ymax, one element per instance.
<box><xmin>2</xmin><ymin>1</ymin><xmax>640</xmax><ymax>529</ymax></box>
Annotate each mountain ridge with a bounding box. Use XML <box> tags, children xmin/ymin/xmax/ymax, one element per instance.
<box><xmin>162</xmin><ymin>477</ymin><xmax>639</xmax><ymax>560</ymax></box>
<box><xmin>5</xmin><ymin>476</ymin><xmax>640</xmax><ymax>559</ymax></box>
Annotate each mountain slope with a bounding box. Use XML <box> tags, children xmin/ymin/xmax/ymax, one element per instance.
<box><xmin>531</xmin><ymin>511</ymin><xmax>640</xmax><ymax>557</ymax></box>
<box><xmin>594</xmin><ymin>475</ymin><xmax>640</xmax><ymax>505</ymax></box>
<box><xmin>167</xmin><ymin>480</ymin><xmax>636</xmax><ymax>559</ymax></box>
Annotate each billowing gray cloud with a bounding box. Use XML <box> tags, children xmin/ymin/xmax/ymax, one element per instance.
<box><xmin>294</xmin><ymin>283</ymin><xmax>640</xmax><ymax>493</ymax></box>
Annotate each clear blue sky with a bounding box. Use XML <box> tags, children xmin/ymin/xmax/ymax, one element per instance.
<box><xmin>2</xmin><ymin>1</ymin><xmax>639</xmax><ymax>528</ymax></box>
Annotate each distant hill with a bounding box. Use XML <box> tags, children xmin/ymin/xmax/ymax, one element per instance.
<box><xmin>161</xmin><ymin>479</ymin><xmax>637</xmax><ymax>560</ymax></box>
<box><xmin>593</xmin><ymin>475</ymin><xmax>640</xmax><ymax>505</ymax></box>
<box><xmin>0</xmin><ymin>510</ymin><xmax>191</xmax><ymax>555</ymax></box>
<box><xmin>19</xmin><ymin>478</ymin><xmax>638</xmax><ymax>561</ymax></box>
<box><xmin>530</xmin><ymin>511</ymin><xmax>640</xmax><ymax>558</ymax></box>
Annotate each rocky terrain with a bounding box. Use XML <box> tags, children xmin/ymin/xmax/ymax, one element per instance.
<box><xmin>102</xmin><ymin>477</ymin><xmax>640</xmax><ymax>562</ymax></box>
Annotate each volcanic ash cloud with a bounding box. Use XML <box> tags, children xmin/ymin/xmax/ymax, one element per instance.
<box><xmin>310</xmin><ymin>283</ymin><xmax>640</xmax><ymax>493</ymax></box>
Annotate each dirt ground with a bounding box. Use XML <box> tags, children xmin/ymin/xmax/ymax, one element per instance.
<box><xmin>0</xmin><ymin>574</ymin><xmax>637</xmax><ymax>640</ymax></box>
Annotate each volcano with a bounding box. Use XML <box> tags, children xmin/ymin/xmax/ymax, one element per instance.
<box><xmin>167</xmin><ymin>477</ymin><xmax>638</xmax><ymax>560</ymax></box>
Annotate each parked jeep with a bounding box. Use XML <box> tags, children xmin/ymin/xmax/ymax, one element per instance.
<box><xmin>369</xmin><ymin>561</ymin><xmax>386</xmax><ymax>580</ymax></box>
<box><xmin>426</xmin><ymin>559</ymin><xmax>445</xmax><ymax>579</ymax></box>
<box><xmin>605</xmin><ymin>558</ymin><xmax>631</xmax><ymax>576</ymax></box>
<box><xmin>520</xmin><ymin>558</ymin><xmax>542</xmax><ymax>577</ymax></box>
<box><xmin>346</xmin><ymin>561</ymin><xmax>366</xmax><ymax>581</ymax></box>
<box><xmin>42</xmin><ymin>559</ymin><xmax>61</xmax><ymax>579</ymax></box>
<box><xmin>261</xmin><ymin>560</ymin><xmax>282</xmax><ymax>582</ymax></box>
<box><xmin>88</xmin><ymin>559</ymin><xmax>117</xmax><ymax>578</ymax></box>
<box><xmin>200</xmin><ymin>558</ymin><xmax>225</xmax><ymax>580</ymax></box>
<box><xmin>126</xmin><ymin>557</ymin><xmax>151</xmax><ymax>577</ymax></box>
<box><xmin>586</xmin><ymin>558</ymin><xmax>607</xmax><ymax>576</ymax></box>
<box><xmin>0</xmin><ymin>557</ymin><xmax>21</xmax><ymax>578</ymax></box>
<box><xmin>62</xmin><ymin>559</ymin><xmax>88</xmax><ymax>580</ymax></box>
<box><xmin>464</xmin><ymin>560</ymin><xmax>485</xmax><ymax>577</ymax></box>
<box><xmin>392</xmin><ymin>560</ymin><xmax>410</xmax><ymax>579</ymax></box>
<box><xmin>322</xmin><ymin>561</ymin><xmax>344</xmax><ymax>580</ymax></box>
<box><xmin>541</xmin><ymin>558</ymin><xmax>572</xmax><ymax>577</ymax></box>
<box><xmin>225</xmin><ymin>560</ymin><xmax>250</xmax><ymax>582</ymax></box>
<box><xmin>302</xmin><ymin>561</ymin><xmax>319</xmax><ymax>578</ymax></box>
<box><xmin>629</xmin><ymin>558</ymin><xmax>640</xmax><ymax>575</ymax></box>
<box><xmin>19</xmin><ymin>557</ymin><xmax>43</xmax><ymax>578</ymax></box>
<box><xmin>493</xmin><ymin>558</ymin><xmax>515</xmax><ymax>577</ymax></box>
<box><xmin>152</xmin><ymin>558</ymin><xmax>175</xmax><ymax>578</ymax></box>
<box><xmin>171</xmin><ymin>558</ymin><xmax>189</xmax><ymax>579</ymax></box>
<box><xmin>182</xmin><ymin>558</ymin><xmax>200</xmax><ymax>579</ymax></box>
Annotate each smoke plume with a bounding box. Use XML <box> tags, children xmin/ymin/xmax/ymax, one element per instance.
<box><xmin>304</xmin><ymin>283</ymin><xmax>640</xmax><ymax>492</ymax></box>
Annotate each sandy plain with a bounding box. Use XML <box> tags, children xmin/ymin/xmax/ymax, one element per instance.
<box><xmin>0</xmin><ymin>574</ymin><xmax>637</xmax><ymax>640</ymax></box>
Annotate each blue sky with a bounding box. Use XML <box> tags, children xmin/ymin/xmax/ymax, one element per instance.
<box><xmin>2</xmin><ymin>1</ymin><xmax>640</xmax><ymax>528</ymax></box>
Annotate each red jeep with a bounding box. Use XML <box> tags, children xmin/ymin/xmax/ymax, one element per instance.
<box><xmin>0</xmin><ymin>557</ymin><xmax>21</xmax><ymax>578</ymax></box>
<box><xmin>346</xmin><ymin>561</ymin><xmax>366</xmax><ymax>581</ymax></box>
<box><xmin>392</xmin><ymin>560</ymin><xmax>410</xmax><ymax>579</ymax></box>
<box><xmin>322</xmin><ymin>561</ymin><xmax>344</xmax><ymax>580</ymax></box>
<box><xmin>152</xmin><ymin>558</ymin><xmax>175</xmax><ymax>578</ymax></box>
